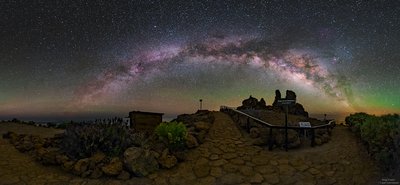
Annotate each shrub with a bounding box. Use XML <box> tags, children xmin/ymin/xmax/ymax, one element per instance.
<box><xmin>345</xmin><ymin>112</ymin><xmax>372</xmax><ymax>133</ymax></box>
<box><xmin>61</xmin><ymin>122</ymin><xmax>138</xmax><ymax>159</ymax></box>
<box><xmin>155</xmin><ymin>121</ymin><xmax>187</xmax><ymax>151</ymax></box>
<box><xmin>345</xmin><ymin>113</ymin><xmax>400</xmax><ymax>171</ymax></box>
<box><xmin>56</xmin><ymin>122</ymin><xmax>69</xmax><ymax>129</ymax></box>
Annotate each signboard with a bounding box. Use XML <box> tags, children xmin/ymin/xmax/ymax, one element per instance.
<box><xmin>277</xmin><ymin>99</ymin><xmax>296</xmax><ymax>105</ymax></box>
<box><xmin>299</xmin><ymin>122</ymin><xmax>311</xmax><ymax>128</ymax></box>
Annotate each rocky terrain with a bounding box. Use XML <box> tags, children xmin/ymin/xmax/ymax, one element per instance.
<box><xmin>232</xmin><ymin>90</ymin><xmax>334</xmax><ymax>149</ymax></box>
<box><xmin>0</xmin><ymin>111</ymin><xmax>384</xmax><ymax>185</ymax></box>
<box><xmin>238</xmin><ymin>90</ymin><xmax>308</xmax><ymax>118</ymax></box>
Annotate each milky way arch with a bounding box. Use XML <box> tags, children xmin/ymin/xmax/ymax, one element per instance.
<box><xmin>72</xmin><ymin>35</ymin><xmax>353</xmax><ymax>108</ymax></box>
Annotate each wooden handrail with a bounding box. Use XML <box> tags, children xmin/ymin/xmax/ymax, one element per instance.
<box><xmin>220</xmin><ymin>105</ymin><xmax>335</xmax><ymax>150</ymax></box>
<box><xmin>220</xmin><ymin>106</ymin><xmax>334</xmax><ymax>130</ymax></box>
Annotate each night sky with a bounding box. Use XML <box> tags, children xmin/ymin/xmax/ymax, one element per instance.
<box><xmin>1</xmin><ymin>0</ymin><xmax>399</xmax><ymax>122</ymax></box>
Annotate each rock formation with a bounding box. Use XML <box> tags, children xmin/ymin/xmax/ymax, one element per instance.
<box><xmin>272</xmin><ymin>90</ymin><xmax>281</xmax><ymax>107</ymax></box>
<box><xmin>285</xmin><ymin>90</ymin><xmax>296</xmax><ymax>100</ymax></box>
<box><xmin>124</xmin><ymin>147</ymin><xmax>159</xmax><ymax>177</ymax></box>
<box><xmin>237</xmin><ymin>96</ymin><xmax>268</xmax><ymax>110</ymax></box>
<box><xmin>272</xmin><ymin>90</ymin><xmax>309</xmax><ymax>117</ymax></box>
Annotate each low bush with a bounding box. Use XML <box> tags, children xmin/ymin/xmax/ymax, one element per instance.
<box><xmin>346</xmin><ymin>113</ymin><xmax>400</xmax><ymax>171</ymax></box>
<box><xmin>155</xmin><ymin>121</ymin><xmax>187</xmax><ymax>151</ymax></box>
<box><xmin>62</xmin><ymin>123</ymin><xmax>138</xmax><ymax>159</ymax></box>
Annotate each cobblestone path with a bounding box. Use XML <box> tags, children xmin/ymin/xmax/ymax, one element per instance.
<box><xmin>0</xmin><ymin>112</ymin><xmax>383</xmax><ymax>185</ymax></box>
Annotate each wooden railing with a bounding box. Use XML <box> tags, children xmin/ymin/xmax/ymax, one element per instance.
<box><xmin>220</xmin><ymin>106</ymin><xmax>335</xmax><ymax>151</ymax></box>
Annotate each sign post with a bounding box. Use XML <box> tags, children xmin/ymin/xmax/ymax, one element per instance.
<box><xmin>277</xmin><ymin>99</ymin><xmax>296</xmax><ymax>151</ymax></box>
<box><xmin>299</xmin><ymin>122</ymin><xmax>311</xmax><ymax>138</ymax></box>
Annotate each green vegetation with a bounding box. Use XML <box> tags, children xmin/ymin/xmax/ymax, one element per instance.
<box><xmin>155</xmin><ymin>121</ymin><xmax>187</xmax><ymax>151</ymax></box>
<box><xmin>346</xmin><ymin>113</ymin><xmax>400</xmax><ymax>171</ymax></box>
<box><xmin>62</xmin><ymin>123</ymin><xmax>137</xmax><ymax>159</ymax></box>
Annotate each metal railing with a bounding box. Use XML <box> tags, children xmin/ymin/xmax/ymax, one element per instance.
<box><xmin>220</xmin><ymin>106</ymin><xmax>335</xmax><ymax>151</ymax></box>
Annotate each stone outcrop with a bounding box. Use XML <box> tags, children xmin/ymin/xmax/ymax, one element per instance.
<box><xmin>73</xmin><ymin>158</ymin><xmax>90</xmax><ymax>176</ymax></box>
<box><xmin>174</xmin><ymin>110</ymin><xmax>214</xmax><ymax>126</ymax></box>
<box><xmin>285</xmin><ymin>90</ymin><xmax>296</xmax><ymax>100</ymax></box>
<box><xmin>289</xmin><ymin>103</ymin><xmax>309</xmax><ymax>117</ymax></box>
<box><xmin>157</xmin><ymin>149</ymin><xmax>178</xmax><ymax>169</ymax></box>
<box><xmin>185</xmin><ymin>133</ymin><xmax>199</xmax><ymax>148</ymax></box>
<box><xmin>123</xmin><ymin>147</ymin><xmax>159</xmax><ymax>177</ymax></box>
<box><xmin>272</xmin><ymin>90</ymin><xmax>309</xmax><ymax>117</ymax></box>
<box><xmin>272</xmin><ymin>90</ymin><xmax>282</xmax><ymax>107</ymax></box>
<box><xmin>0</xmin><ymin>112</ymin><xmax>383</xmax><ymax>184</ymax></box>
<box><xmin>237</xmin><ymin>96</ymin><xmax>268</xmax><ymax>110</ymax></box>
<box><xmin>175</xmin><ymin>111</ymin><xmax>214</xmax><ymax>146</ymax></box>
<box><xmin>102</xmin><ymin>157</ymin><xmax>123</xmax><ymax>176</ymax></box>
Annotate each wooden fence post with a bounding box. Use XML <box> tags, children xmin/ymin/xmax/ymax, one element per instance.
<box><xmin>311</xmin><ymin>129</ymin><xmax>315</xmax><ymax>147</ymax></box>
<box><xmin>268</xmin><ymin>127</ymin><xmax>273</xmax><ymax>151</ymax></box>
<box><xmin>246</xmin><ymin>117</ymin><xmax>250</xmax><ymax>132</ymax></box>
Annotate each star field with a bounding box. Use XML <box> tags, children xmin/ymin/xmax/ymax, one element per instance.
<box><xmin>0</xmin><ymin>0</ymin><xmax>399</xmax><ymax>121</ymax></box>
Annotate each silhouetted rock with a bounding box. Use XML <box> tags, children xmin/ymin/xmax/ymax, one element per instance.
<box><xmin>237</xmin><ymin>96</ymin><xmax>268</xmax><ymax>110</ymax></box>
<box><xmin>289</xmin><ymin>103</ymin><xmax>309</xmax><ymax>117</ymax></box>
<box><xmin>257</xmin><ymin>98</ymin><xmax>267</xmax><ymax>109</ymax></box>
<box><xmin>272</xmin><ymin>90</ymin><xmax>282</xmax><ymax>107</ymax></box>
<box><xmin>285</xmin><ymin>90</ymin><xmax>297</xmax><ymax>100</ymax></box>
<box><xmin>238</xmin><ymin>95</ymin><xmax>258</xmax><ymax>110</ymax></box>
<box><xmin>272</xmin><ymin>90</ymin><xmax>309</xmax><ymax>117</ymax></box>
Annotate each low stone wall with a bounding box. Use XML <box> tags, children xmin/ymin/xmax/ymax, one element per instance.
<box><xmin>1</xmin><ymin>111</ymin><xmax>216</xmax><ymax>180</ymax></box>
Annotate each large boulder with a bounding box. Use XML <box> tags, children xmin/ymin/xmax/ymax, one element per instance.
<box><xmin>90</xmin><ymin>152</ymin><xmax>106</xmax><ymax>165</ymax></box>
<box><xmin>73</xmin><ymin>158</ymin><xmax>90</xmax><ymax>175</ymax></box>
<box><xmin>102</xmin><ymin>157</ymin><xmax>123</xmax><ymax>176</ymax></box>
<box><xmin>185</xmin><ymin>133</ymin><xmax>199</xmax><ymax>148</ymax></box>
<box><xmin>15</xmin><ymin>138</ymin><xmax>34</xmax><ymax>152</ymax></box>
<box><xmin>124</xmin><ymin>147</ymin><xmax>159</xmax><ymax>177</ymax></box>
<box><xmin>36</xmin><ymin>147</ymin><xmax>58</xmax><ymax>165</ymax></box>
<box><xmin>158</xmin><ymin>149</ymin><xmax>177</xmax><ymax>169</ymax></box>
